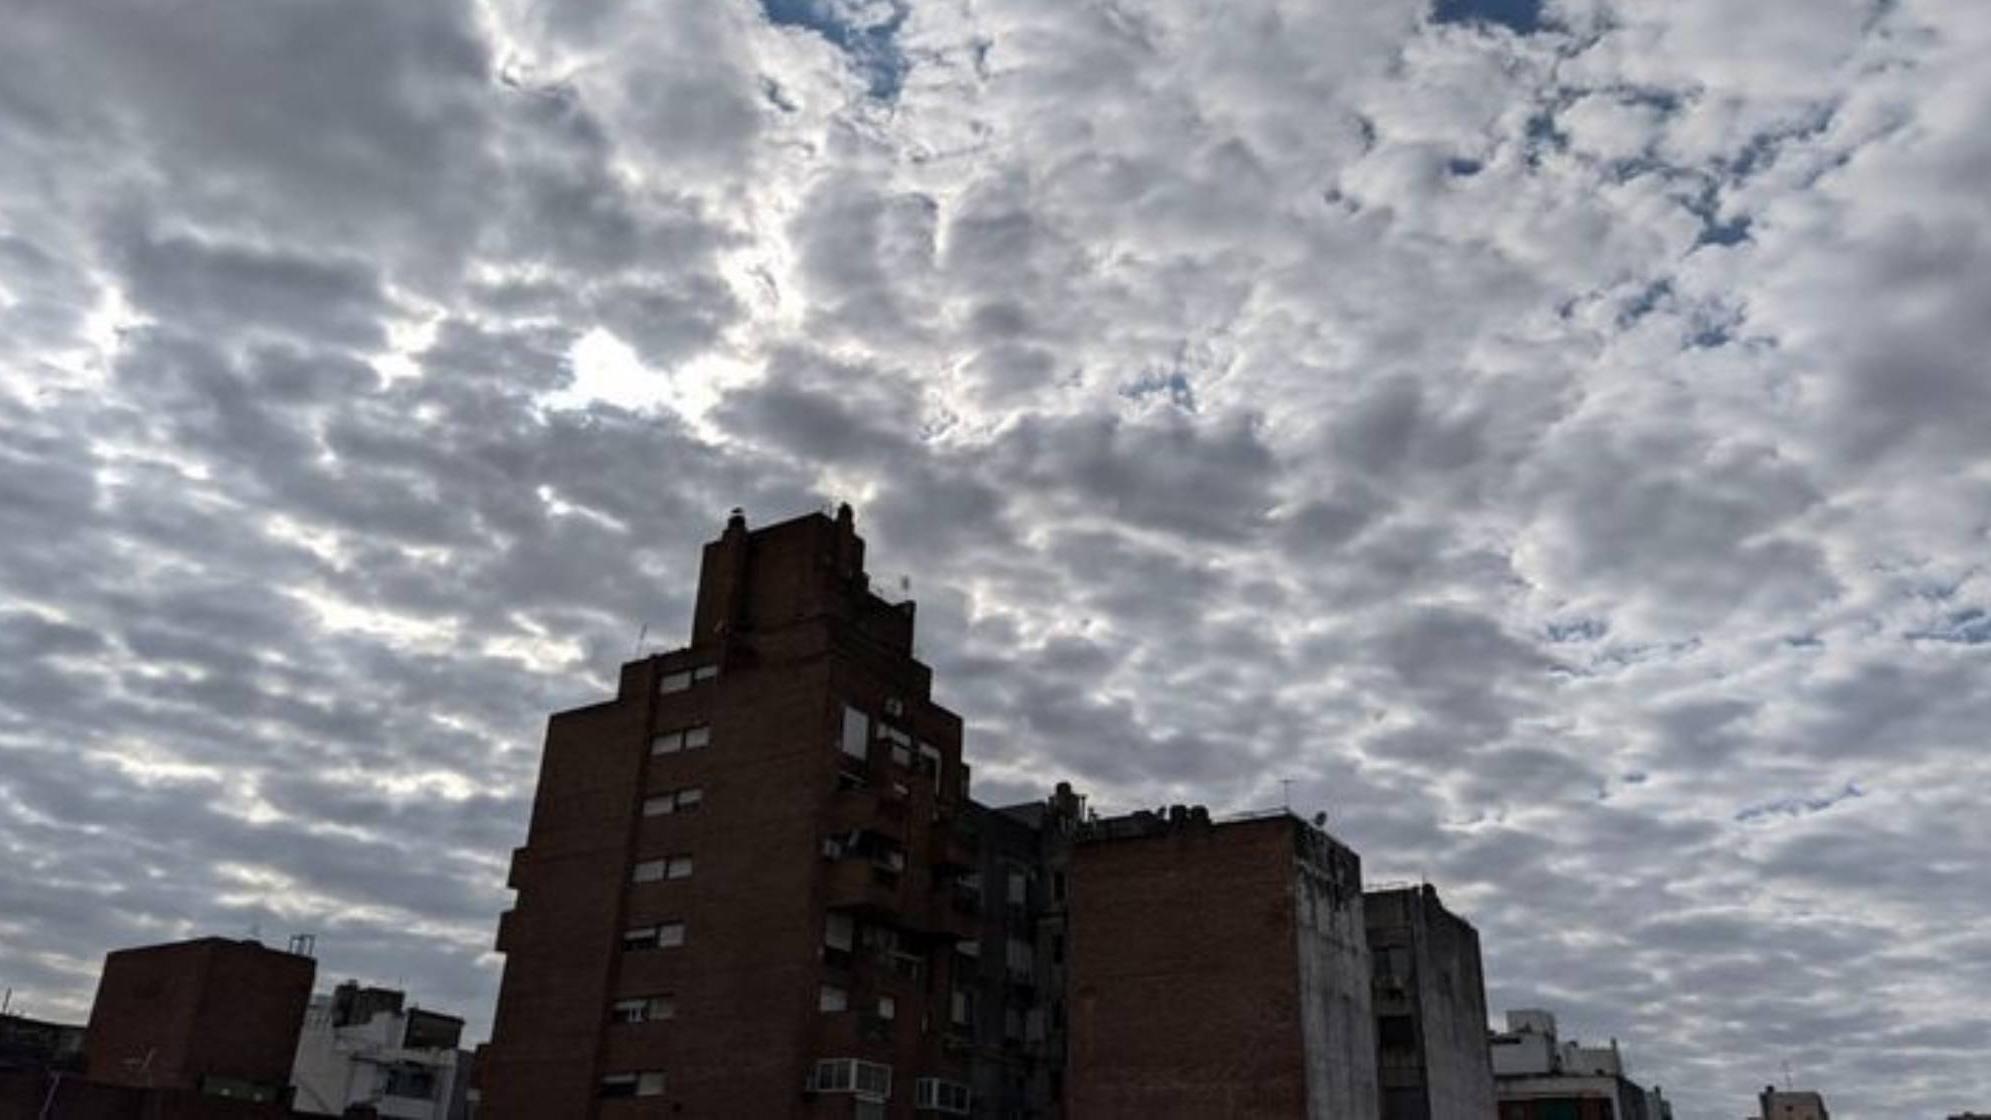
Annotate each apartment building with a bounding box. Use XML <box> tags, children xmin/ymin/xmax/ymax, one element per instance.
<box><xmin>1492</xmin><ymin>1010</ymin><xmax>1672</xmax><ymax>1120</ymax></box>
<box><xmin>482</xmin><ymin>507</ymin><xmax>978</xmax><ymax>1117</ymax></box>
<box><xmin>1366</xmin><ymin>885</ymin><xmax>1498</xmax><ymax>1120</ymax></box>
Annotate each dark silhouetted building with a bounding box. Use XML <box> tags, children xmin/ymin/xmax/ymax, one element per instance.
<box><xmin>1066</xmin><ymin>807</ymin><xmax>1378</xmax><ymax>1119</ymax></box>
<box><xmin>84</xmin><ymin>936</ymin><xmax>316</xmax><ymax>1104</ymax></box>
<box><xmin>1366</xmin><ymin>885</ymin><xmax>1497</xmax><ymax>1120</ymax></box>
<box><xmin>1757</xmin><ymin>1087</ymin><xmax>1829</xmax><ymax>1120</ymax></box>
<box><xmin>0</xmin><ymin>1012</ymin><xmax>84</xmax><ymax>1074</ymax></box>
<box><xmin>482</xmin><ymin>508</ymin><xmax>978</xmax><ymax>1117</ymax></box>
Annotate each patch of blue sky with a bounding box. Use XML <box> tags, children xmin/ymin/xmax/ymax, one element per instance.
<box><xmin>1431</xmin><ymin>0</ymin><xmax>1543</xmax><ymax>35</ymax></box>
<box><xmin>1735</xmin><ymin>783</ymin><xmax>1865</xmax><ymax>825</ymax></box>
<box><xmin>762</xmin><ymin>0</ymin><xmax>910</xmax><ymax>100</ymax></box>
<box><xmin>1907</xmin><ymin>608</ymin><xmax>1991</xmax><ymax>645</ymax></box>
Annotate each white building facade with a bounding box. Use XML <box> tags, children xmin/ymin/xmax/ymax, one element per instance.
<box><xmin>291</xmin><ymin>983</ymin><xmax>467</xmax><ymax>1119</ymax></box>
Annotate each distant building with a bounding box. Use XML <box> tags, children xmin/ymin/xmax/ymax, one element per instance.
<box><xmin>1066</xmin><ymin>806</ymin><xmax>1378</xmax><ymax>1119</ymax></box>
<box><xmin>0</xmin><ymin>1012</ymin><xmax>84</xmax><ymax>1074</ymax></box>
<box><xmin>1365</xmin><ymin>885</ymin><xmax>1497</xmax><ymax>1119</ymax></box>
<box><xmin>292</xmin><ymin>981</ymin><xmax>469</xmax><ymax>1119</ymax></box>
<box><xmin>1756</xmin><ymin>1087</ymin><xmax>1829</xmax><ymax>1120</ymax></box>
<box><xmin>83</xmin><ymin>936</ymin><xmax>316</xmax><ymax>1105</ymax></box>
<box><xmin>1492</xmin><ymin>1010</ymin><xmax>1671</xmax><ymax>1120</ymax></box>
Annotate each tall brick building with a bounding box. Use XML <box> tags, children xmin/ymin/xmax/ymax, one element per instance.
<box><xmin>483</xmin><ymin>508</ymin><xmax>978</xmax><ymax>1117</ymax></box>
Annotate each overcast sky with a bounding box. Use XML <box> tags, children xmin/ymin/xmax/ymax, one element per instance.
<box><xmin>2</xmin><ymin>0</ymin><xmax>1987</xmax><ymax>1114</ymax></box>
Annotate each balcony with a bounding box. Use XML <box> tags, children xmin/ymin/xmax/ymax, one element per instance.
<box><xmin>930</xmin><ymin>820</ymin><xmax>977</xmax><ymax>872</ymax></box>
<box><xmin>828</xmin><ymin>789</ymin><xmax>911</xmax><ymax>840</ymax></box>
<box><xmin>823</xmin><ymin>859</ymin><xmax>903</xmax><ymax>920</ymax></box>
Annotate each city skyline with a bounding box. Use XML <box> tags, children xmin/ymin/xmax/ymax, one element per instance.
<box><xmin>3</xmin><ymin>0</ymin><xmax>1989</xmax><ymax>1116</ymax></box>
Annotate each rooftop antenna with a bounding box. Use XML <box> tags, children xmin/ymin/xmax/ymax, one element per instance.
<box><xmin>633</xmin><ymin>622</ymin><xmax>649</xmax><ymax>656</ymax></box>
<box><xmin>1280</xmin><ymin>778</ymin><xmax>1294</xmax><ymax>810</ymax></box>
<box><xmin>1782</xmin><ymin>1058</ymin><xmax>1793</xmax><ymax>1090</ymax></box>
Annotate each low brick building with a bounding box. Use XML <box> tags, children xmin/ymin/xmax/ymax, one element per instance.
<box><xmin>83</xmin><ymin>936</ymin><xmax>316</xmax><ymax>1104</ymax></box>
<box><xmin>1066</xmin><ymin>807</ymin><xmax>1378</xmax><ymax>1120</ymax></box>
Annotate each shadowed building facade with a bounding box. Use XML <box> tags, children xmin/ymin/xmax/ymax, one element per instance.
<box><xmin>482</xmin><ymin>508</ymin><xmax>978</xmax><ymax>1118</ymax></box>
<box><xmin>1366</xmin><ymin>885</ymin><xmax>1498</xmax><ymax>1120</ymax></box>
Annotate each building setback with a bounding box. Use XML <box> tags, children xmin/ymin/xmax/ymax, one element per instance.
<box><xmin>482</xmin><ymin>507</ymin><xmax>978</xmax><ymax>1118</ymax></box>
<box><xmin>1066</xmin><ymin>807</ymin><xmax>1379</xmax><ymax>1120</ymax></box>
<box><xmin>83</xmin><ymin>936</ymin><xmax>316</xmax><ymax>1105</ymax></box>
<box><xmin>1365</xmin><ymin>885</ymin><xmax>1498</xmax><ymax>1120</ymax></box>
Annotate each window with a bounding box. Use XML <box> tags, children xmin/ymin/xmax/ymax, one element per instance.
<box><xmin>383</xmin><ymin>1068</ymin><xmax>435</xmax><ymax>1099</ymax></box>
<box><xmin>877</xmin><ymin>995</ymin><xmax>896</xmax><ymax>1020</ymax></box>
<box><xmin>666</xmin><ymin>854</ymin><xmax>693</xmax><ymax>879</ymax></box>
<box><xmin>642</xmin><ymin>787</ymin><xmax>703</xmax><ymax>816</ymax></box>
<box><xmin>611</xmin><ymin>996</ymin><xmax>674</xmax><ymax>1023</ymax></box>
<box><xmin>917</xmin><ymin>743</ymin><xmax>941</xmax><ymax>781</ymax></box>
<box><xmin>1007</xmin><ymin>870</ymin><xmax>1028</xmax><ymax>905</ymax></box>
<box><xmin>915</xmin><ymin>1077</ymin><xmax>972</xmax><ymax>1115</ymax></box>
<box><xmin>891</xmin><ymin>743</ymin><xmax>913</xmax><ymax>768</ymax></box>
<box><xmin>651</xmin><ymin>725</ymin><xmax>710</xmax><ymax>755</ymax></box>
<box><xmin>1006</xmin><ymin>938</ymin><xmax>1033</xmax><ymax>975</ymax></box>
<box><xmin>825</xmin><ymin>912</ymin><xmax>855</xmax><ymax>951</ymax></box>
<box><xmin>809</xmin><ymin>1058</ymin><xmax>892</xmax><ymax>1099</ymax></box>
<box><xmin>949</xmin><ymin>989</ymin><xmax>972</xmax><ymax>1026</ymax></box>
<box><xmin>820</xmin><ymin>985</ymin><xmax>848</xmax><ymax>1012</ymax></box>
<box><xmin>633</xmin><ymin>859</ymin><xmax>666</xmax><ymax>883</ymax></box>
<box><xmin>637</xmin><ymin>1072</ymin><xmax>666</xmax><ymax>1097</ymax></box>
<box><xmin>1051</xmin><ymin>870</ymin><xmax>1067</xmax><ymax>903</ymax></box>
<box><xmin>659</xmin><ymin>665</ymin><xmax>718</xmax><ymax>694</ymax></box>
<box><xmin>841</xmin><ymin>705</ymin><xmax>870</xmax><ymax>759</ymax></box>
<box><xmin>623</xmin><ymin>923</ymin><xmax>685</xmax><ymax>950</ymax></box>
<box><xmin>599</xmin><ymin>1074</ymin><xmax>637</xmax><ymax>1099</ymax></box>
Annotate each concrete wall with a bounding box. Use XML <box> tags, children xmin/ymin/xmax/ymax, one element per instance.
<box><xmin>1412</xmin><ymin>892</ymin><xmax>1496</xmax><ymax>1120</ymax></box>
<box><xmin>1293</xmin><ymin>828</ymin><xmax>1379</xmax><ymax>1120</ymax></box>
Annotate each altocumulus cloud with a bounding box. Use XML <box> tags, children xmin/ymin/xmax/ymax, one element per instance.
<box><xmin>1</xmin><ymin>0</ymin><xmax>1987</xmax><ymax>1114</ymax></box>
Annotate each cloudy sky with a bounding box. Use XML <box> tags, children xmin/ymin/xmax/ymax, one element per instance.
<box><xmin>2</xmin><ymin>0</ymin><xmax>1987</xmax><ymax>1113</ymax></box>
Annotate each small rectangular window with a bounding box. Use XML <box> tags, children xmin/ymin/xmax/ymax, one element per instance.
<box><xmin>666</xmin><ymin>855</ymin><xmax>693</xmax><ymax>879</ymax></box>
<box><xmin>611</xmin><ymin>998</ymin><xmax>647</xmax><ymax>1023</ymax></box>
<box><xmin>636</xmin><ymin>1071</ymin><xmax>666</xmax><ymax>1097</ymax></box>
<box><xmin>651</xmin><ymin>725</ymin><xmax>710</xmax><ymax>755</ymax></box>
<box><xmin>659</xmin><ymin>671</ymin><xmax>692</xmax><ymax>694</ymax></box>
<box><xmin>642</xmin><ymin>794</ymin><xmax>674</xmax><ymax>816</ymax></box>
<box><xmin>692</xmin><ymin>664</ymin><xmax>718</xmax><ymax>683</ymax></box>
<box><xmin>1007</xmin><ymin>870</ymin><xmax>1028</xmax><ymax>905</ymax></box>
<box><xmin>675</xmin><ymin>787</ymin><xmax>703</xmax><ymax>810</ymax></box>
<box><xmin>841</xmin><ymin>705</ymin><xmax>870</xmax><ymax>759</ymax></box>
<box><xmin>658</xmin><ymin>921</ymin><xmax>685</xmax><ymax>947</ymax></box>
<box><xmin>825</xmin><ymin>912</ymin><xmax>855</xmax><ymax>951</ymax></box>
<box><xmin>819</xmin><ymin>985</ymin><xmax>848</xmax><ymax>1012</ymax></box>
<box><xmin>633</xmin><ymin>859</ymin><xmax>666</xmax><ymax>883</ymax></box>
<box><xmin>622</xmin><ymin>926</ymin><xmax>658</xmax><ymax>950</ymax></box>
<box><xmin>647</xmin><ymin>995</ymin><xmax>675</xmax><ymax>1020</ymax></box>
<box><xmin>876</xmin><ymin>995</ymin><xmax>895</xmax><ymax>1020</ymax></box>
<box><xmin>950</xmin><ymin>989</ymin><xmax>971</xmax><ymax>1025</ymax></box>
<box><xmin>890</xmin><ymin>743</ymin><xmax>912</xmax><ymax>768</ymax></box>
<box><xmin>599</xmin><ymin>1074</ymin><xmax>637</xmax><ymax>1098</ymax></box>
